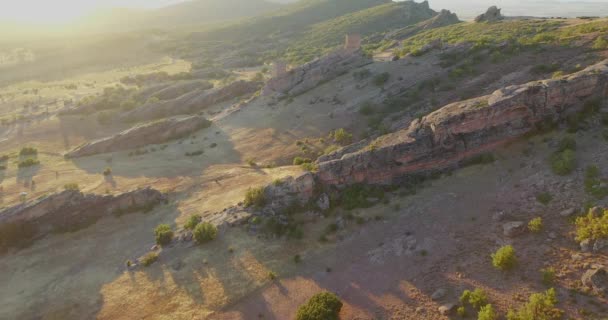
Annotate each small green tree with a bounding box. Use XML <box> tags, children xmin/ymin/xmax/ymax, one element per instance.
<box><xmin>184</xmin><ymin>214</ymin><xmax>202</xmax><ymax>230</ymax></box>
<box><xmin>296</xmin><ymin>292</ymin><xmax>343</xmax><ymax>320</ymax></box>
<box><xmin>244</xmin><ymin>187</ymin><xmax>266</xmax><ymax>208</ymax></box>
<box><xmin>491</xmin><ymin>245</ymin><xmax>517</xmax><ymax>271</ymax></box>
<box><xmin>506</xmin><ymin>288</ymin><xmax>562</xmax><ymax>320</ymax></box>
<box><xmin>193</xmin><ymin>222</ymin><xmax>218</xmax><ymax>244</ymax></box>
<box><xmin>478</xmin><ymin>304</ymin><xmax>497</xmax><ymax>320</ymax></box>
<box><xmin>460</xmin><ymin>288</ymin><xmax>489</xmax><ymax>310</ymax></box>
<box><xmin>528</xmin><ymin>217</ymin><xmax>543</xmax><ymax>233</ymax></box>
<box><xmin>154</xmin><ymin>224</ymin><xmax>173</xmax><ymax>246</ymax></box>
<box><xmin>64</xmin><ymin>183</ymin><xmax>80</xmax><ymax>191</ymax></box>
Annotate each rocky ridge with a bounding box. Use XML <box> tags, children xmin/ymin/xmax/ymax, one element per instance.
<box><xmin>262</xmin><ymin>49</ymin><xmax>372</xmax><ymax>97</ymax></box>
<box><xmin>121</xmin><ymin>80</ymin><xmax>260</xmax><ymax>122</ymax></box>
<box><xmin>0</xmin><ymin>187</ymin><xmax>166</xmax><ymax>252</ymax></box>
<box><xmin>65</xmin><ymin>115</ymin><xmax>211</xmax><ymax>158</ymax></box>
<box><xmin>316</xmin><ymin>60</ymin><xmax>608</xmax><ymax>186</ymax></box>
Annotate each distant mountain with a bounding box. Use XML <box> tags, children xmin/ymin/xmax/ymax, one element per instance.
<box><xmin>72</xmin><ymin>0</ymin><xmax>283</xmax><ymax>33</ymax></box>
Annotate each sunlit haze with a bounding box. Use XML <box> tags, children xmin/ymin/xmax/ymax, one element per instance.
<box><xmin>0</xmin><ymin>0</ymin><xmax>183</xmax><ymax>24</ymax></box>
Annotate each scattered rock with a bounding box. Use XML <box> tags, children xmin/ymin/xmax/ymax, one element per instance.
<box><xmin>438</xmin><ymin>303</ymin><xmax>456</xmax><ymax>316</ymax></box>
<box><xmin>560</xmin><ymin>208</ymin><xmax>576</xmax><ymax>217</ymax></box>
<box><xmin>593</xmin><ymin>239</ymin><xmax>608</xmax><ymax>252</ymax></box>
<box><xmin>503</xmin><ymin>221</ymin><xmax>526</xmax><ymax>238</ymax></box>
<box><xmin>431</xmin><ymin>288</ymin><xmax>447</xmax><ymax>300</ymax></box>
<box><xmin>582</xmin><ymin>268</ymin><xmax>608</xmax><ymax>294</ymax></box>
<box><xmin>317</xmin><ymin>193</ymin><xmax>330</xmax><ymax>211</ymax></box>
<box><xmin>580</xmin><ymin>239</ymin><xmax>592</xmax><ymax>252</ymax></box>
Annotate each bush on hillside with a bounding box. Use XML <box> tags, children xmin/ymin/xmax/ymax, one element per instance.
<box><xmin>550</xmin><ymin>149</ymin><xmax>576</xmax><ymax>175</ymax></box>
<box><xmin>244</xmin><ymin>187</ymin><xmax>266</xmax><ymax>208</ymax></box>
<box><xmin>184</xmin><ymin>214</ymin><xmax>202</xmax><ymax>230</ymax></box>
<box><xmin>19</xmin><ymin>147</ymin><xmax>38</xmax><ymax>156</ymax></box>
<box><xmin>506</xmin><ymin>288</ymin><xmax>562</xmax><ymax>320</ymax></box>
<box><xmin>528</xmin><ymin>217</ymin><xmax>543</xmax><ymax>233</ymax></box>
<box><xmin>478</xmin><ymin>304</ymin><xmax>498</xmax><ymax>320</ymax></box>
<box><xmin>575</xmin><ymin>207</ymin><xmax>608</xmax><ymax>241</ymax></box>
<box><xmin>64</xmin><ymin>183</ymin><xmax>80</xmax><ymax>191</ymax></box>
<box><xmin>372</xmin><ymin>72</ymin><xmax>390</xmax><ymax>87</ymax></box>
<box><xmin>296</xmin><ymin>292</ymin><xmax>343</xmax><ymax>320</ymax></box>
<box><xmin>141</xmin><ymin>252</ymin><xmax>159</xmax><ymax>267</ymax></box>
<box><xmin>18</xmin><ymin>158</ymin><xmax>40</xmax><ymax>168</ymax></box>
<box><xmin>491</xmin><ymin>245</ymin><xmax>517</xmax><ymax>271</ymax></box>
<box><xmin>193</xmin><ymin>222</ymin><xmax>218</xmax><ymax>244</ymax></box>
<box><xmin>460</xmin><ymin>288</ymin><xmax>489</xmax><ymax>310</ymax></box>
<box><xmin>154</xmin><ymin>224</ymin><xmax>174</xmax><ymax>246</ymax></box>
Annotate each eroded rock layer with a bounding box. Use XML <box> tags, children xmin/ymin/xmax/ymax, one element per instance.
<box><xmin>263</xmin><ymin>49</ymin><xmax>372</xmax><ymax>97</ymax></box>
<box><xmin>318</xmin><ymin>60</ymin><xmax>608</xmax><ymax>185</ymax></box>
<box><xmin>122</xmin><ymin>80</ymin><xmax>260</xmax><ymax>122</ymax></box>
<box><xmin>0</xmin><ymin>188</ymin><xmax>166</xmax><ymax>252</ymax></box>
<box><xmin>65</xmin><ymin>115</ymin><xmax>211</xmax><ymax>158</ymax></box>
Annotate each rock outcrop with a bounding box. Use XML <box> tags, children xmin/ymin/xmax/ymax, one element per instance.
<box><xmin>386</xmin><ymin>9</ymin><xmax>460</xmax><ymax>41</ymax></box>
<box><xmin>263</xmin><ymin>172</ymin><xmax>317</xmax><ymax>212</ymax></box>
<box><xmin>262</xmin><ymin>49</ymin><xmax>372</xmax><ymax>97</ymax></box>
<box><xmin>0</xmin><ymin>188</ymin><xmax>166</xmax><ymax>252</ymax></box>
<box><xmin>318</xmin><ymin>60</ymin><xmax>608</xmax><ymax>186</ymax></box>
<box><xmin>475</xmin><ymin>6</ymin><xmax>503</xmax><ymax>23</ymax></box>
<box><xmin>582</xmin><ymin>267</ymin><xmax>608</xmax><ymax>294</ymax></box>
<box><xmin>122</xmin><ymin>80</ymin><xmax>260</xmax><ymax>122</ymax></box>
<box><xmin>65</xmin><ymin>115</ymin><xmax>211</xmax><ymax>158</ymax></box>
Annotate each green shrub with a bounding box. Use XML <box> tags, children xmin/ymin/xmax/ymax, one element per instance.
<box><xmin>584</xmin><ymin>165</ymin><xmax>608</xmax><ymax>199</ymax></box>
<box><xmin>372</xmin><ymin>72</ymin><xmax>390</xmax><ymax>87</ymax></box>
<box><xmin>193</xmin><ymin>222</ymin><xmax>218</xmax><ymax>244</ymax></box>
<box><xmin>301</xmin><ymin>162</ymin><xmax>318</xmax><ymax>172</ymax></box>
<box><xmin>19</xmin><ymin>147</ymin><xmax>37</xmax><ymax>156</ymax></box>
<box><xmin>332</xmin><ymin>128</ymin><xmax>353</xmax><ymax>145</ymax></box>
<box><xmin>184</xmin><ymin>215</ymin><xmax>202</xmax><ymax>230</ymax></box>
<box><xmin>550</xmin><ymin>149</ymin><xmax>576</xmax><ymax>175</ymax></box>
<box><xmin>460</xmin><ymin>288</ymin><xmax>489</xmax><ymax>310</ymax></box>
<box><xmin>246</xmin><ymin>158</ymin><xmax>257</xmax><ymax>167</ymax></box>
<box><xmin>244</xmin><ymin>187</ymin><xmax>266</xmax><ymax>208</ymax></box>
<box><xmin>478</xmin><ymin>304</ymin><xmax>497</xmax><ymax>320</ymax></box>
<box><xmin>491</xmin><ymin>245</ymin><xmax>517</xmax><ymax>271</ymax></box>
<box><xmin>575</xmin><ymin>208</ymin><xmax>608</xmax><ymax>241</ymax></box>
<box><xmin>461</xmin><ymin>153</ymin><xmax>495</xmax><ymax>167</ymax></box>
<box><xmin>536</xmin><ymin>192</ymin><xmax>553</xmax><ymax>205</ymax></box>
<box><xmin>268</xmin><ymin>271</ymin><xmax>277</xmax><ymax>280</ymax></box>
<box><xmin>359</xmin><ymin>102</ymin><xmax>375</xmax><ymax>116</ymax></box>
<box><xmin>141</xmin><ymin>252</ymin><xmax>159</xmax><ymax>267</ymax></box>
<box><xmin>506</xmin><ymin>288</ymin><xmax>562</xmax><ymax>320</ymax></box>
<box><xmin>339</xmin><ymin>184</ymin><xmax>384</xmax><ymax>210</ymax></box>
<box><xmin>457</xmin><ymin>306</ymin><xmax>467</xmax><ymax>317</ymax></box>
<box><xmin>592</xmin><ymin>36</ymin><xmax>608</xmax><ymax>50</ymax></box>
<box><xmin>296</xmin><ymin>292</ymin><xmax>343</xmax><ymax>320</ymax></box>
<box><xmin>528</xmin><ymin>217</ymin><xmax>543</xmax><ymax>232</ymax></box>
<box><xmin>103</xmin><ymin>167</ymin><xmax>112</xmax><ymax>176</ymax></box>
<box><xmin>541</xmin><ymin>267</ymin><xmax>556</xmax><ymax>286</ymax></box>
<box><xmin>154</xmin><ymin>224</ymin><xmax>173</xmax><ymax>246</ymax></box>
<box><xmin>18</xmin><ymin>158</ymin><xmax>40</xmax><ymax>168</ymax></box>
<box><xmin>64</xmin><ymin>183</ymin><xmax>80</xmax><ymax>191</ymax></box>
<box><xmin>293</xmin><ymin>157</ymin><xmax>312</xmax><ymax>165</ymax></box>
<box><xmin>556</xmin><ymin>136</ymin><xmax>576</xmax><ymax>152</ymax></box>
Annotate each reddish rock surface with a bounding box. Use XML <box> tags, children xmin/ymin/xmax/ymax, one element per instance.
<box><xmin>318</xmin><ymin>60</ymin><xmax>608</xmax><ymax>185</ymax></box>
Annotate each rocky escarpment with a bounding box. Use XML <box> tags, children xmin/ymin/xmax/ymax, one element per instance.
<box><xmin>385</xmin><ymin>9</ymin><xmax>460</xmax><ymax>41</ymax></box>
<box><xmin>475</xmin><ymin>6</ymin><xmax>504</xmax><ymax>23</ymax></box>
<box><xmin>318</xmin><ymin>60</ymin><xmax>608</xmax><ymax>186</ymax></box>
<box><xmin>262</xmin><ymin>49</ymin><xmax>372</xmax><ymax>97</ymax></box>
<box><xmin>121</xmin><ymin>80</ymin><xmax>261</xmax><ymax>122</ymax></box>
<box><xmin>0</xmin><ymin>188</ymin><xmax>165</xmax><ymax>252</ymax></box>
<box><xmin>65</xmin><ymin>115</ymin><xmax>211</xmax><ymax>158</ymax></box>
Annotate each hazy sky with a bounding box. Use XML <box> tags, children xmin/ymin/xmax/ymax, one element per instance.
<box><xmin>0</xmin><ymin>0</ymin><xmax>184</xmax><ymax>23</ymax></box>
<box><xmin>1</xmin><ymin>0</ymin><xmax>608</xmax><ymax>24</ymax></box>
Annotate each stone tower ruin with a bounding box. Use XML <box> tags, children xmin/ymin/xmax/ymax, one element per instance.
<box><xmin>344</xmin><ymin>34</ymin><xmax>362</xmax><ymax>51</ymax></box>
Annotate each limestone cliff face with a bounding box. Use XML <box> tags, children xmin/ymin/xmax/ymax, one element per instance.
<box><xmin>263</xmin><ymin>49</ymin><xmax>372</xmax><ymax>97</ymax></box>
<box><xmin>318</xmin><ymin>60</ymin><xmax>608</xmax><ymax>185</ymax></box>
<box><xmin>0</xmin><ymin>188</ymin><xmax>165</xmax><ymax>251</ymax></box>
<box><xmin>65</xmin><ymin>115</ymin><xmax>211</xmax><ymax>158</ymax></box>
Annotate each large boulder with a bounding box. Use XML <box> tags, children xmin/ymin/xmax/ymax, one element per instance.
<box><xmin>65</xmin><ymin>115</ymin><xmax>211</xmax><ymax>158</ymax></box>
<box><xmin>475</xmin><ymin>6</ymin><xmax>504</xmax><ymax>23</ymax></box>
<box><xmin>317</xmin><ymin>60</ymin><xmax>608</xmax><ymax>186</ymax></box>
<box><xmin>263</xmin><ymin>172</ymin><xmax>316</xmax><ymax>212</ymax></box>
<box><xmin>582</xmin><ymin>268</ymin><xmax>608</xmax><ymax>294</ymax></box>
